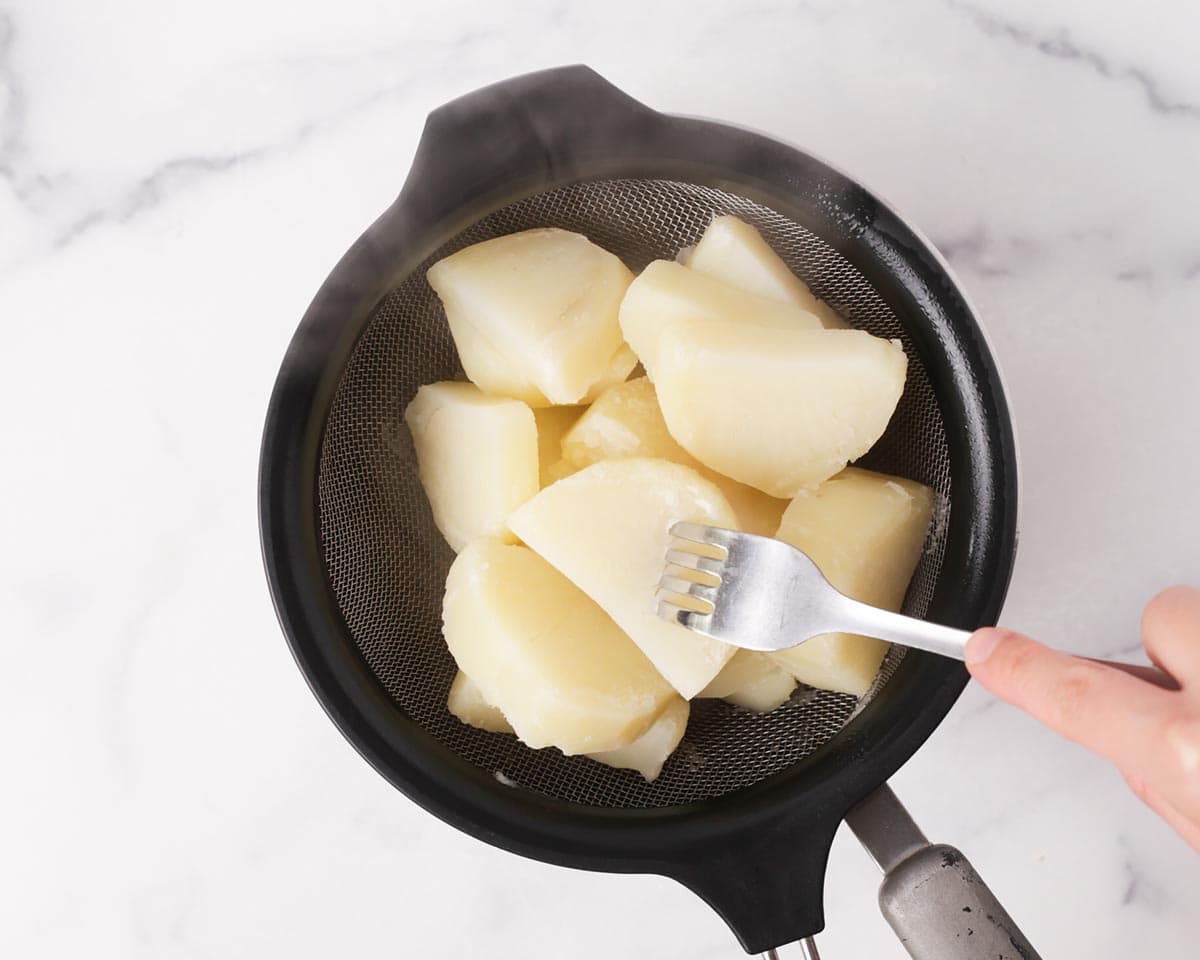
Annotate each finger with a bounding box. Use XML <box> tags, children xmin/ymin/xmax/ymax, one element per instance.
<box><xmin>1123</xmin><ymin>771</ymin><xmax>1200</xmax><ymax>855</ymax></box>
<box><xmin>1141</xmin><ymin>585</ymin><xmax>1200</xmax><ymax>685</ymax></box>
<box><xmin>965</xmin><ymin>628</ymin><xmax>1175</xmax><ymax>777</ymax></box>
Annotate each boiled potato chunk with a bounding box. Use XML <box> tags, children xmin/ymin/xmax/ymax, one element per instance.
<box><xmin>654</xmin><ymin>325</ymin><xmax>907</xmax><ymax>497</ymax></box>
<box><xmin>769</xmin><ymin>467</ymin><xmax>934</xmax><ymax>696</ymax></box>
<box><xmin>443</xmin><ymin>540</ymin><xmax>675</xmax><ymax>754</ymax></box>
<box><xmin>560</xmin><ymin>377</ymin><xmax>786</xmax><ymax>536</ymax></box>
<box><xmin>717</xmin><ymin>484</ymin><xmax>789</xmax><ymax>543</ymax></box>
<box><xmin>533</xmin><ymin>405</ymin><xmax>585</xmax><ymax>485</ymax></box>
<box><xmin>561</xmin><ymin>376</ymin><xmax>677</xmax><ymax>466</ymax></box>
<box><xmin>541</xmin><ymin>458</ymin><xmax>578</xmax><ymax>486</ymax></box>
<box><xmin>587</xmin><ymin>697</ymin><xmax>690</xmax><ymax>781</ymax></box>
<box><xmin>447</xmin><ymin>671</ymin><xmax>513</xmax><ymax>734</ymax></box>
<box><xmin>427</xmin><ymin>228</ymin><xmax>636</xmax><ymax>405</ymax></box>
<box><xmin>452</xmin><ymin>338</ymin><xmax>635</xmax><ymax>409</ymax></box>
<box><xmin>445</xmin><ymin>320</ymin><xmax>545</xmax><ymax>408</ymax></box>
<box><xmin>687</xmin><ymin>216</ymin><xmax>848</xmax><ymax>329</ymax></box>
<box><xmin>508</xmin><ymin>458</ymin><xmax>738</xmax><ymax>698</ymax></box>
<box><xmin>589</xmin><ymin>344</ymin><xmax>640</xmax><ymax>400</ymax></box>
<box><xmin>698</xmin><ymin>650</ymin><xmax>797</xmax><ymax>712</ymax></box>
<box><xmin>404</xmin><ymin>382</ymin><xmax>538</xmax><ymax>551</ymax></box>
<box><xmin>449</xmin><ymin>671</ymin><xmax>688</xmax><ymax>781</ymax></box>
<box><xmin>617</xmin><ymin>259</ymin><xmax>822</xmax><ymax>377</ymax></box>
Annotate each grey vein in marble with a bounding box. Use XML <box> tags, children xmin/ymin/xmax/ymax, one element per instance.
<box><xmin>1095</xmin><ymin>638</ymin><xmax>1153</xmax><ymax>662</ymax></box>
<box><xmin>17</xmin><ymin>90</ymin><xmax>348</xmax><ymax>259</ymax></box>
<box><xmin>1118</xmin><ymin>836</ymin><xmax>1167</xmax><ymax>911</ymax></box>
<box><xmin>955</xmin><ymin>775</ymin><xmax>1063</xmax><ymax>840</ymax></box>
<box><xmin>0</xmin><ymin>10</ymin><xmax>24</xmax><ymax>177</ymax></box>
<box><xmin>935</xmin><ymin>219</ymin><xmax>1200</xmax><ymax>290</ymax></box>
<box><xmin>1115</xmin><ymin>266</ymin><xmax>1155</xmax><ymax>288</ymax></box>
<box><xmin>934</xmin><ymin>225</ymin><xmax>1015</xmax><ymax>277</ymax></box>
<box><xmin>50</xmin><ymin>153</ymin><xmax>259</xmax><ymax>250</ymax></box>
<box><xmin>952</xmin><ymin>692</ymin><xmax>1001</xmax><ymax>722</ymax></box>
<box><xmin>3</xmin><ymin>58</ymin><xmax>424</xmax><ymax>266</ymax></box>
<box><xmin>0</xmin><ymin>12</ymin><xmax>67</xmax><ymax>216</ymax></box>
<box><xmin>945</xmin><ymin>0</ymin><xmax>1200</xmax><ymax>122</ymax></box>
<box><xmin>1104</xmin><ymin>259</ymin><xmax>1200</xmax><ymax>292</ymax></box>
<box><xmin>932</xmin><ymin>223</ymin><xmax>1050</xmax><ymax>278</ymax></box>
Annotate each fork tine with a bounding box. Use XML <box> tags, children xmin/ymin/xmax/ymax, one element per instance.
<box><xmin>669</xmin><ymin>520</ymin><xmax>715</xmax><ymax>542</ymax></box>
<box><xmin>657</xmin><ymin>574</ymin><xmax>718</xmax><ymax>607</ymax></box>
<box><xmin>668</xmin><ymin>521</ymin><xmax>733</xmax><ymax>556</ymax></box>
<box><xmin>664</xmin><ymin>562</ymin><xmax>720</xmax><ymax>588</ymax></box>
<box><xmin>664</xmin><ymin>549</ymin><xmax>724</xmax><ymax>578</ymax></box>
<box><xmin>656</xmin><ymin>595</ymin><xmax>714</xmax><ymax>632</ymax></box>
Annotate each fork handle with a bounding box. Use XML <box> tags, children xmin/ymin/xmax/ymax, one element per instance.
<box><xmin>836</xmin><ymin>596</ymin><xmax>972</xmax><ymax>659</ymax></box>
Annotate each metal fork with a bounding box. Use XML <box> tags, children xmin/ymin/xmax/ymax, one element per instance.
<box><xmin>656</xmin><ymin>522</ymin><xmax>971</xmax><ymax>659</ymax></box>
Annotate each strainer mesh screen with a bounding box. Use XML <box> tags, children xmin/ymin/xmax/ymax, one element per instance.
<box><xmin>317</xmin><ymin>179</ymin><xmax>952</xmax><ymax>808</ymax></box>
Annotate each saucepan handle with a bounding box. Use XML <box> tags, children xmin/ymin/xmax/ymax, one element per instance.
<box><xmin>397</xmin><ymin>64</ymin><xmax>657</xmax><ymax>226</ymax></box>
<box><xmin>846</xmin><ymin>784</ymin><xmax>1041</xmax><ymax>960</ymax></box>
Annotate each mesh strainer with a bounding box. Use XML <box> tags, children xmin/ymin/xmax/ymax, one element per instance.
<box><xmin>260</xmin><ymin>67</ymin><xmax>1022</xmax><ymax>957</ymax></box>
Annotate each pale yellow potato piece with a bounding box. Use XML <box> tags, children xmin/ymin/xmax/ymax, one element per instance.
<box><xmin>447</xmin><ymin>671</ymin><xmax>513</xmax><ymax>734</ymax></box>
<box><xmin>587</xmin><ymin>698</ymin><xmax>690</xmax><ymax>781</ymax></box>
<box><xmin>585</xmin><ymin>344</ymin><xmax>640</xmax><ymax>401</ymax></box>
<box><xmin>449</xmin><ymin>671</ymin><xmax>688</xmax><ymax>781</ymax></box>
<box><xmin>427</xmin><ymin>228</ymin><xmax>636</xmax><ymax>405</ymax></box>
<box><xmin>541</xmin><ymin>458</ymin><xmax>578</xmax><ymax>486</ymax></box>
<box><xmin>404</xmin><ymin>382</ymin><xmax>538</xmax><ymax>551</ymax></box>
<box><xmin>561</xmin><ymin>376</ymin><xmax>675</xmax><ymax>465</ymax></box>
<box><xmin>654</xmin><ymin>325</ymin><xmax>907</xmax><ymax>497</ymax></box>
<box><xmin>698</xmin><ymin>650</ymin><xmax>797</xmax><ymax>712</ymax></box>
<box><xmin>508</xmin><ymin>458</ymin><xmax>738</xmax><ymax>698</ymax></box>
<box><xmin>452</xmin><ymin>340</ymin><xmax>636</xmax><ymax>409</ymax></box>
<box><xmin>617</xmin><ymin>259</ymin><xmax>823</xmax><ymax>377</ymax></box>
<box><xmin>718</xmin><ymin>482</ymin><xmax>790</xmax><ymax>542</ymax></box>
<box><xmin>769</xmin><ymin>467</ymin><xmax>934</xmax><ymax>696</ymax></box>
<box><xmin>560</xmin><ymin>377</ymin><xmax>787</xmax><ymax>537</ymax></box>
<box><xmin>443</xmin><ymin>540</ymin><xmax>675</xmax><ymax>754</ymax></box>
<box><xmin>533</xmin><ymin>405</ymin><xmax>585</xmax><ymax>485</ymax></box>
<box><xmin>687</xmin><ymin>216</ymin><xmax>848</xmax><ymax>329</ymax></box>
<box><xmin>447</xmin><ymin>324</ymin><xmax>547</xmax><ymax>407</ymax></box>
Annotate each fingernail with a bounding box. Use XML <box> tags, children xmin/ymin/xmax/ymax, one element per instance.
<box><xmin>965</xmin><ymin>627</ymin><xmax>1007</xmax><ymax>664</ymax></box>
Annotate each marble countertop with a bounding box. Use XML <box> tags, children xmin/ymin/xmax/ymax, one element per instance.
<box><xmin>4</xmin><ymin>1</ymin><xmax>1199</xmax><ymax>957</ymax></box>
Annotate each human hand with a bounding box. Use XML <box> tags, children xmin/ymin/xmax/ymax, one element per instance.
<box><xmin>965</xmin><ymin>586</ymin><xmax>1200</xmax><ymax>853</ymax></box>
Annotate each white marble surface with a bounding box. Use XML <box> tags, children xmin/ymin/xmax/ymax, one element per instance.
<box><xmin>3</xmin><ymin>0</ymin><xmax>1199</xmax><ymax>956</ymax></box>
